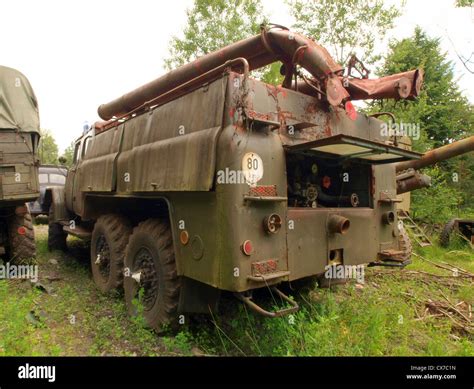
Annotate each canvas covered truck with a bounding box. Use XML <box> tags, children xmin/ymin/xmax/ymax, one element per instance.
<box><xmin>0</xmin><ymin>66</ymin><xmax>40</xmax><ymax>262</ymax></box>
<box><xmin>46</xmin><ymin>26</ymin><xmax>473</xmax><ymax>331</ymax></box>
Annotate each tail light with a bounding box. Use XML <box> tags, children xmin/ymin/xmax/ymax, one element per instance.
<box><xmin>241</xmin><ymin>240</ymin><xmax>254</xmax><ymax>256</ymax></box>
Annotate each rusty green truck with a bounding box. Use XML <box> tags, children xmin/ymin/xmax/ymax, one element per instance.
<box><xmin>0</xmin><ymin>66</ymin><xmax>39</xmax><ymax>262</ymax></box>
<box><xmin>46</xmin><ymin>26</ymin><xmax>474</xmax><ymax>331</ymax></box>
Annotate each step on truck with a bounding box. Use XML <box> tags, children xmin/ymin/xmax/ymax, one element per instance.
<box><xmin>46</xmin><ymin>26</ymin><xmax>474</xmax><ymax>331</ymax></box>
<box><xmin>0</xmin><ymin>66</ymin><xmax>40</xmax><ymax>262</ymax></box>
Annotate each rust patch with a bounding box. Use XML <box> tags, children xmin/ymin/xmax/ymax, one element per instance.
<box><xmin>345</xmin><ymin>69</ymin><xmax>423</xmax><ymax>100</ymax></box>
<box><xmin>344</xmin><ymin>101</ymin><xmax>358</xmax><ymax>121</ymax></box>
<box><xmin>252</xmin><ymin>259</ymin><xmax>279</xmax><ymax>276</ymax></box>
<box><xmin>324</xmin><ymin>116</ymin><xmax>332</xmax><ymax>137</ymax></box>
<box><xmin>246</xmin><ymin>109</ymin><xmax>273</xmax><ymax>122</ymax></box>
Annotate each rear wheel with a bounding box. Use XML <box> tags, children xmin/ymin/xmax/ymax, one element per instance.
<box><xmin>440</xmin><ymin>219</ymin><xmax>457</xmax><ymax>248</ymax></box>
<box><xmin>91</xmin><ymin>214</ymin><xmax>131</xmax><ymax>293</ymax></box>
<box><xmin>124</xmin><ymin>219</ymin><xmax>180</xmax><ymax>333</ymax></box>
<box><xmin>8</xmin><ymin>208</ymin><xmax>36</xmax><ymax>264</ymax></box>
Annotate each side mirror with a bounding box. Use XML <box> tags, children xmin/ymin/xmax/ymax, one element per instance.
<box><xmin>58</xmin><ymin>156</ymin><xmax>67</xmax><ymax>165</ymax></box>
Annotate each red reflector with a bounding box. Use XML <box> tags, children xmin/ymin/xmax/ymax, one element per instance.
<box><xmin>17</xmin><ymin>227</ymin><xmax>26</xmax><ymax>235</ymax></box>
<box><xmin>248</xmin><ymin>185</ymin><xmax>277</xmax><ymax>197</ymax></box>
<box><xmin>345</xmin><ymin>100</ymin><xmax>357</xmax><ymax>121</ymax></box>
<box><xmin>322</xmin><ymin>175</ymin><xmax>331</xmax><ymax>189</ymax></box>
<box><xmin>242</xmin><ymin>240</ymin><xmax>253</xmax><ymax>256</ymax></box>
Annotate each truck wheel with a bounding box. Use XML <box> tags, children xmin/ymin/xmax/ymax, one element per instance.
<box><xmin>8</xmin><ymin>209</ymin><xmax>36</xmax><ymax>264</ymax></box>
<box><xmin>124</xmin><ymin>219</ymin><xmax>180</xmax><ymax>333</ymax></box>
<box><xmin>398</xmin><ymin>224</ymin><xmax>412</xmax><ymax>261</ymax></box>
<box><xmin>440</xmin><ymin>219</ymin><xmax>456</xmax><ymax>248</ymax></box>
<box><xmin>48</xmin><ymin>207</ymin><xmax>67</xmax><ymax>251</ymax></box>
<box><xmin>91</xmin><ymin>214</ymin><xmax>131</xmax><ymax>293</ymax></box>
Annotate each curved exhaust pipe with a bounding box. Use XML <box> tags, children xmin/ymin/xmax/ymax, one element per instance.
<box><xmin>97</xmin><ymin>26</ymin><xmax>349</xmax><ymax>120</ymax></box>
<box><xmin>382</xmin><ymin>211</ymin><xmax>396</xmax><ymax>225</ymax></box>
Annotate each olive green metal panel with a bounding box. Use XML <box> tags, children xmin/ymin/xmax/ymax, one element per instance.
<box><xmin>286</xmin><ymin>208</ymin><xmax>381</xmax><ymax>280</ymax></box>
<box><xmin>166</xmin><ymin>123</ymin><xmax>289</xmax><ymax>292</ymax></box>
<box><xmin>117</xmin><ymin>126</ymin><xmax>221</xmax><ymax>193</ymax></box>
<box><xmin>166</xmin><ymin>192</ymin><xmax>220</xmax><ymax>287</ymax></box>
<box><xmin>48</xmin><ymin>186</ymin><xmax>68</xmax><ymax>221</ymax></box>
<box><xmin>0</xmin><ymin>130</ymin><xmax>39</xmax><ymax>204</ymax></box>
<box><xmin>373</xmin><ymin>164</ymin><xmax>400</xmax><ymax>249</ymax></box>
<box><xmin>79</xmin><ymin>124</ymin><xmax>123</xmax><ymax>193</ymax></box>
<box><xmin>245</xmin><ymin>77</ymin><xmax>387</xmax><ymax>146</ymax></box>
<box><xmin>213</xmin><ymin>126</ymin><xmax>289</xmax><ymax>292</ymax></box>
<box><xmin>114</xmin><ymin>77</ymin><xmax>227</xmax><ymax>194</ymax></box>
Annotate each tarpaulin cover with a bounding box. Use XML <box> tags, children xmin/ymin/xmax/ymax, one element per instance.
<box><xmin>0</xmin><ymin>65</ymin><xmax>40</xmax><ymax>133</ymax></box>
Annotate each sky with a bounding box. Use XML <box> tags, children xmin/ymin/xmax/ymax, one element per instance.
<box><xmin>1</xmin><ymin>0</ymin><xmax>473</xmax><ymax>152</ymax></box>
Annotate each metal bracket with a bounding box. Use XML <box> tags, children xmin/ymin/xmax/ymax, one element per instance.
<box><xmin>368</xmin><ymin>259</ymin><xmax>412</xmax><ymax>268</ymax></box>
<box><xmin>243</xmin><ymin>195</ymin><xmax>287</xmax><ymax>203</ymax></box>
<box><xmin>234</xmin><ymin>287</ymin><xmax>299</xmax><ymax>318</ymax></box>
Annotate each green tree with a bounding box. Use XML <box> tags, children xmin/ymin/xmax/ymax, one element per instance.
<box><xmin>60</xmin><ymin>142</ymin><xmax>75</xmax><ymax>167</ymax></box>
<box><xmin>369</xmin><ymin>27</ymin><xmax>474</xmax><ymax>149</ymax></box>
<box><xmin>455</xmin><ymin>0</ymin><xmax>473</xmax><ymax>7</ymax></box>
<box><xmin>410</xmin><ymin>166</ymin><xmax>464</xmax><ymax>223</ymax></box>
<box><xmin>287</xmin><ymin>0</ymin><xmax>402</xmax><ymax>65</ymax></box>
<box><xmin>261</xmin><ymin>62</ymin><xmax>284</xmax><ymax>86</ymax></box>
<box><xmin>164</xmin><ymin>0</ymin><xmax>266</xmax><ymax>70</ymax></box>
<box><xmin>370</xmin><ymin>28</ymin><xmax>474</xmax><ymax>214</ymax></box>
<box><xmin>38</xmin><ymin>130</ymin><xmax>59</xmax><ymax>165</ymax></box>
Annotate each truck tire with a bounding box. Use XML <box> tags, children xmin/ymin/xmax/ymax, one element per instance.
<box><xmin>8</xmin><ymin>209</ymin><xmax>36</xmax><ymax>264</ymax></box>
<box><xmin>440</xmin><ymin>219</ymin><xmax>456</xmax><ymax>248</ymax></box>
<box><xmin>124</xmin><ymin>219</ymin><xmax>180</xmax><ymax>333</ymax></box>
<box><xmin>91</xmin><ymin>214</ymin><xmax>131</xmax><ymax>293</ymax></box>
<box><xmin>48</xmin><ymin>207</ymin><xmax>67</xmax><ymax>251</ymax></box>
<box><xmin>398</xmin><ymin>224</ymin><xmax>412</xmax><ymax>262</ymax></box>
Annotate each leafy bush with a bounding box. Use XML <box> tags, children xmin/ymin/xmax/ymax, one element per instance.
<box><xmin>411</xmin><ymin>166</ymin><xmax>463</xmax><ymax>224</ymax></box>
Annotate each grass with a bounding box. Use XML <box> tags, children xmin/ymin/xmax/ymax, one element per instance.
<box><xmin>0</xmin><ymin>225</ymin><xmax>194</xmax><ymax>356</ymax></box>
<box><xmin>0</xmin><ymin>224</ymin><xmax>472</xmax><ymax>356</ymax></box>
<box><xmin>191</xmin><ymin>239</ymin><xmax>474</xmax><ymax>356</ymax></box>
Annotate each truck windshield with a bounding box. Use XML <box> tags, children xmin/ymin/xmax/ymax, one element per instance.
<box><xmin>49</xmin><ymin>174</ymin><xmax>66</xmax><ymax>185</ymax></box>
<box><xmin>39</xmin><ymin>174</ymin><xmax>48</xmax><ymax>184</ymax></box>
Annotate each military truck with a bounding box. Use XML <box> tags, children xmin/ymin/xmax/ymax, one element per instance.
<box><xmin>0</xmin><ymin>66</ymin><xmax>40</xmax><ymax>262</ymax></box>
<box><xmin>47</xmin><ymin>26</ymin><xmax>473</xmax><ymax>331</ymax></box>
<box><xmin>28</xmin><ymin>165</ymin><xmax>67</xmax><ymax>218</ymax></box>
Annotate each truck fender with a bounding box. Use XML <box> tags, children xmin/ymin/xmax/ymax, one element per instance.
<box><xmin>44</xmin><ymin>186</ymin><xmax>68</xmax><ymax>222</ymax></box>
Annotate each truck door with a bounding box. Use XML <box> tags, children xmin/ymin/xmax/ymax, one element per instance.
<box><xmin>73</xmin><ymin>135</ymin><xmax>92</xmax><ymax>216</ymax></box>
<box><xmin>65</xmin><ymin>140</ymin><xmax>82</xmax><ymax>213</ymax></box>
